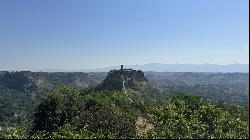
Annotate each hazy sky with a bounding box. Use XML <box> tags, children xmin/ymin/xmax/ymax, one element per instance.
<box><xmin>0</xmin><ymin>0</ymin><xmax>249</xmax><ymax>70</ymax></box>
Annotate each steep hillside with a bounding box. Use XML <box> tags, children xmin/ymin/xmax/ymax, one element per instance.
<box><xmin>0</xmin><ymin>71</ymin><xmax>106</xmax><ymax>90</ymax></box>
<box><xmin>0</xmin><ymin>71</ymin><xmax>36</xmax><ymax>91</ymax></box>
<box><xmin>96</xmin><ymin>67</ymin><xmax>150</xmax><ymax>92</ymax></box>
<box><xmin>0</xmin><ymin>71</ymin><xmax>106</xmax><ymax>128</ymax></box>
<box><xmin>94</xmin><ymin>67</ymin><xmax>171</xmax><ymax>102</ymax></box>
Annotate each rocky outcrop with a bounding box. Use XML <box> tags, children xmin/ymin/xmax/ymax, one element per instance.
<box><xmin>96</xmin><ymin>68</ymin><xmax>150</xmax><ymax>92</ymax></box>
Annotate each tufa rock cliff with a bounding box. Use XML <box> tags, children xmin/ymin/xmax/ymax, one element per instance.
<box><xmin>96</xmin><ymin>66</ymin><xmax>150</xmax><ymax>92</ymax></box>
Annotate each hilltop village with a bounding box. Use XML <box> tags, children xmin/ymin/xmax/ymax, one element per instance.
<box><xmin>96</xmin><ymin>65</ymin><xmax>150</xmax><ymax>92</ymax></box>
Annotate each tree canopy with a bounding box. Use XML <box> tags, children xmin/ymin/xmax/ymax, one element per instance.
<box><xmin>1</xmin><ymin>86</ymin><xmax>248</xmax><ymax>139</ymax></box>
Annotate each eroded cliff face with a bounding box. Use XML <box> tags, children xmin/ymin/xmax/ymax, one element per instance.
<box><xmin>96</xmin><ymin>68</ymin><xmax>150</xmax><ymax>92</ymax></box>
<box><xmin>0</xmin><ymin>71</ymin><xmax>107</xmax><ymax>91</ymax></box>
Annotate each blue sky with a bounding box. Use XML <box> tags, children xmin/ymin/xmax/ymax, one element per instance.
<box><xmin>0</xmin><ymin>0</ymin><xmax>249</xmax><ymax>70</ymax></box>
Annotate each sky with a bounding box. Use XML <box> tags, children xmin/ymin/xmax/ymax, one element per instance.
<box><xmin>0</xmin><ymin>0</ymin><xmax>249</xmax><ymax>70</ymax></box>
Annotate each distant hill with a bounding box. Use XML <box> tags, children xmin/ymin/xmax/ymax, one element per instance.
<box><xmin>0</xmin><ymin>71</ymin><xmax>107</xmax><ymax>90</ymax></box>
<box><xmin>79</xmin><ymin>63</ymin><xmax>249</xmax><ymax>72</ymax></box>
<box><xmin>145</xmin><ymin>72</ymin><xmax>249</xmax><ymax>106</ymax></box>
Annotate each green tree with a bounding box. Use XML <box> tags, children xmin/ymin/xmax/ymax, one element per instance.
<box><xmin>30</xmin><ymin>86</ymin><xmax>82</xmax><ymax>134</ymax></box>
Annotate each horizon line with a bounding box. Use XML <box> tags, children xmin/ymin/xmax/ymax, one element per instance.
<box><xmin>0</xmin><ymin>63</ymin><xmax>249</xmax><ymax>72</ymax></box>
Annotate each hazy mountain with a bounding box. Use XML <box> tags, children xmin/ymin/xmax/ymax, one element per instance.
<box><xmin>79</xmin><ymin>63</ymin><xmax>249</xmax><ymax>72</ymax></box>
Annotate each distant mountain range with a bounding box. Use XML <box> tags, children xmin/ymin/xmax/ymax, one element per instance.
<box><xmin>34</xmin><ymin>63</ymin><xmax>249</xmax><ymax>72</ymax></box>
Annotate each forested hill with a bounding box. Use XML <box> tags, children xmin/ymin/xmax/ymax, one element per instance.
<box><xmin>0</xmin><ymin>71</ymin><xmax>248</xmax><ymax>107</ymax></box>
<box><xmin>0</xmin><ymin>70</ymin><xmax>249</xmax><ymax>139</ymax></box>
<box><xmin>0</xmin><ymin>71</ymin><xmax>106</xmax><ymax>129</ymax></box>
<box><xmin>0</xmin><ymin>71</ymin><xmax>248</xmax><ymax>106</ymax></box>
<box><xmin>0</xmin><ymin>87</ymin><xmax>249</xmax><ymax>139</ymax></box>
<box><xmin>145</xmin><ymin>72</ymin><xmax>249</xmax><ymax>107</ymax></box>
<box><xmin>0</xmin><ymin>71</ymin><xmax>107</xmax><ymax>90</ymax></box>
<box><xmin>0</xmin><ymin>71</ymin><xmax>249</xmax><ymax>130</ymax></box>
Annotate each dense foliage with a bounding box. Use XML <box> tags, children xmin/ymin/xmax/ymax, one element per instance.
<box><xmin>1</xmin><ymin>87</ymin><xmax>248</xmax><ymax>139</ymax></box>
<box><xmin>0</xmin><ymin>71</ymin><xmax>249</xmax><ymax>139</ymax></box>
<box><xmin>146</xmin><ymin>72</ymin><xmax>249</xmax><ymax>106</ymax></box>
<box><xmin>0</xmin><ymin>71</ymin><xmax>106</xmax><ymax>128</ymax></box>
